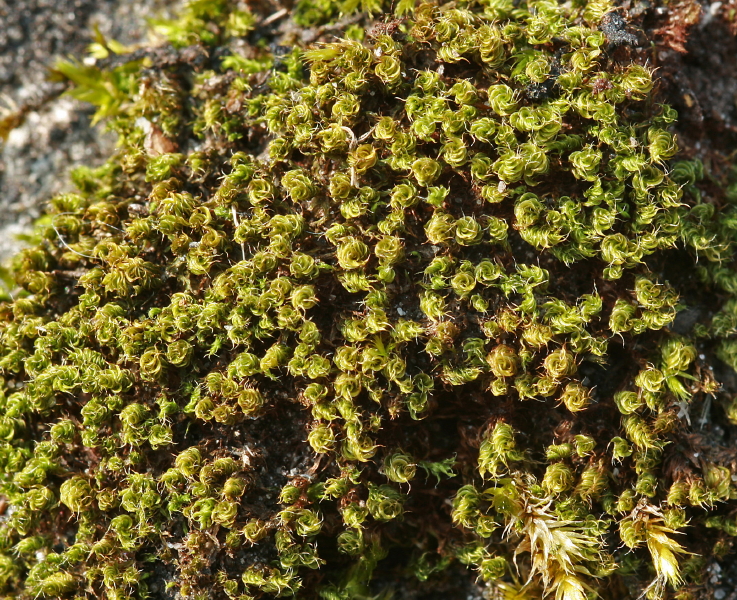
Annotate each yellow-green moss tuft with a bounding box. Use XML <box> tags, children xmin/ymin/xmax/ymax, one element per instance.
<box><xmin>1</xmin><ymin>0</ymin><xmax>737</xmax><ymax>599</ymax></box>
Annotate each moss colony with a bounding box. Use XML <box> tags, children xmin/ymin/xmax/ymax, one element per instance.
<box><xmin>2</xmin><ymin>0</ymin><xmax>737</xmax><ymax>598</ymax></box>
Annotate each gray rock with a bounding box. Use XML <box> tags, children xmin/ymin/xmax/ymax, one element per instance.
<box><xmin>0</xmin><ymin>0</ymin><xmax>178</xmax><ymax>262</ymax></box>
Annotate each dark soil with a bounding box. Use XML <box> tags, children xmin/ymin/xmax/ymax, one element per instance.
<box><xmin>647</xmin><ymin>0</ymin><xmax>737</xmax><ymax>170</ymax></box>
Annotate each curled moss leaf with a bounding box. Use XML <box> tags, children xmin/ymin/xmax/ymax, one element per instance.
<box><xmin>1</xmin><ymin>1</ymin><xmax>737</xmax><ymax>599</ymax></box>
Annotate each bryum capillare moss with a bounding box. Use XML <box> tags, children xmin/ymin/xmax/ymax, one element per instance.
<box><xmin>0</xmin><ymin>0</ymin><xmax>736</xmax><ymax>599</ymax></box>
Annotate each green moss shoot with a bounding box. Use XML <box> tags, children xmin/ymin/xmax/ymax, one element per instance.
<box><xmin>1</xmin><ymin>0</ymin><xmax>737</xmax><ymax>599</ymax></box>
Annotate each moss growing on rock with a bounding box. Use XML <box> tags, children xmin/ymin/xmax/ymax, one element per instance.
<box><xmin>1</xmin><ymin>0</ymin><xmax>737</xmax><ymax>599</ymax></box>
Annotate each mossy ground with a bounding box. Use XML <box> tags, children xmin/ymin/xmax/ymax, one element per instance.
<box><xmin>1</xmin><ymin>1</ymin><xmax>737</xmax><ymax>599</ymax></box>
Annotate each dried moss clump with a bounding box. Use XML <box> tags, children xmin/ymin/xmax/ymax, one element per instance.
<box><xmin>2</xmin><ymin>0</ymin><xmax>737</xmax><ymax>599</ymax></box>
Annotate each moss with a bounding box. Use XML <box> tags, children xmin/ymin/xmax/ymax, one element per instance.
<box><xmin>1</xmin><ymin>0</ymin><xmax>737</xmax><ymax>599</ymax></box>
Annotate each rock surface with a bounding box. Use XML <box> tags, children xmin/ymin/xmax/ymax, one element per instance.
<box><xmin>0</xmin><ymin>0</ymin><xmax>179</xmax><ymax>262</ymax></box>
